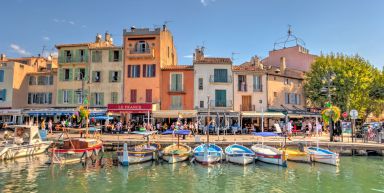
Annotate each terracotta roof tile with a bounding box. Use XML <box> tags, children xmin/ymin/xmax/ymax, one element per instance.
<box><xmin>161</xmin><ymin>65</ymin><xmax>193</xmax><ymax>70</ymax></box>
<box><xmin>193</xmin><ymin>57</ymin><xmax>232</xmax><ymax>64</ymax></box>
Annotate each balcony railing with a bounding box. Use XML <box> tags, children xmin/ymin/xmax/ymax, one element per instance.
<box><xmin>240</xmin><ymin>104</ymin><xmax>255</xmax><ymax>111</ymax></box>
<box><xmin>209</xmin><ymin>100</ymin><xmax>233</xmax><ymax>108</ymax></box>
<box><xmin>170</xmin><ymin>105</ymin><xmax>183</xmax><ymax>110</ymax></box>
<box><xmin>209</xmin><ymin>75</ymin><xmax>232</xmax><ymax>83</ymax></box>
<box><xmin>129</xmin><ymin>48</ymin><xmax>151</xmax><ymax>54</ymax></box>
<box><xmin>58</xmin><ymin>56</ymin><xmax>87</xmax><ymax>64</ymax></box>
<box><xmin>169</xmin><ymin>88</ymin><xmax>185</xmax><ymax>93</ymax></box>
<box><xmin>127</xmin><ymin>48</ymin><xmax>155</xmax><ymax>59</ymax></box>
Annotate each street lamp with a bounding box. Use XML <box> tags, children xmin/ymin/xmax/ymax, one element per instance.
<box><xmin>321</xmin><ymin>71</ymin><xmax>336</xmax><ymax>141</ymax></box>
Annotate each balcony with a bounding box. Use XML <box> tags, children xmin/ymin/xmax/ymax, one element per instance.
<box><xmin>209</xmin><ymin>100</ymin><xmax>233</xmax><ymax>108</ymax></box>
<box><xmin>170</xmin><ymin>105</ymin><xmax>183</xmax><ymax>110</ymax></box>
<box><xmin>127</xmin><ymin>48</ymin><xmax>155</xmax><ymax>59</ymax></box>
<box><xmin>58</xmin><ymin>56</ymin><xmax>87</xmax><ymax>64</ymax></box>
<box><xmin>209</xmin><ymin>75</ymin><xmax>232</xmax><ymax>83</ymax></box>
<box><xmin>168</xmin><ymin>88</ymin><xmax>185</xmax><ymax>94</ymax></box>
<box><xmin>240</xmin><ymin>104</ymin><xmax>255</xmax><ymax>111</ymax></box>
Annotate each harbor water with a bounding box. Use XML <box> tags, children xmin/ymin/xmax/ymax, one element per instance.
<box><xmin>0</xmin><ymin>154</ymin><xmax>383</xmax><ymax>193</ymax></box>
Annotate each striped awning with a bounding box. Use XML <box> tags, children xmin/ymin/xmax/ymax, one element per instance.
<box><xmin>152</xmin><ymin>110</ymin><xmax>197</xmax><ymax>118</ymax></box>
<box><xmin>241</xmin><ymin>111</ymin><xmax>285</xmax><ymax>118</ymax></box>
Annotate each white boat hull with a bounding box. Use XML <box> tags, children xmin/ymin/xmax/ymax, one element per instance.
<box><xmin>226</xmin><ymin>155</ymin><xmax>254</xmax><ymax>165</ymax></box>
<box><xmin>251</xmin><ymin>145</ymin><xmax>287</xmax><ymax>167</ymax></box>
<box><xmin>0</xmin><ymin>142</ymin><xmax>52</xmax><ymax>160</ymax></box>
<box><xmin>162</xmin><ymin>154</ymin><xmax>189</xmax><ymax>164</ymax></box>
<box><xmin>47</xmin><ymin>148</ymin><xmax>102</xmax><ymax>164</ymax></box>
<box><xmin>194</xmin><ymin>154</ymin><xmax>222</xmax><ymax>164</ymax></box>
<box><xmin>125</xmin><ymin>154</ymin><xmax>154</xmax><ymax>164</ymax></box>
<box><xmin>311</xmin><ymin>154</ymin><xmax>339</xmax><ymax>166</ymax></box>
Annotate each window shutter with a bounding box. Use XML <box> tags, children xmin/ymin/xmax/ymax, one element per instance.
<box><xmin>59</xmin><ymin>69</ymin><xmax>64</xmax><ymax>81</ymax></box>
<box><xmin>84</xmin><ymin>49</ymin><xmax>88</xmax><ymax>62</ymax></box>
<box><xmin>285</xmin><ymin>93</ymin><xmax>289</xmax><ymax>104</ymax></box>
<box><xmin>117</xmin><ymin>71</ymin><xmax>121</xmax><ymax>82</ymax></box>
<box><xmin>85</xmin><ymin>68</ymin><xmax>89</xmax><ymax>81</ymax></box>
<box><xmin>3</xmin><ymin>89</ymin><xmax>6</xmax><ymax>101</ymax></box>
<box><xmin>127</xmin><ymin>65</ymin><xmax>131</xmax><ymax>77</ymax></box>
<box><xmin>68</xmin><ymin>68</ymin><xmax>73</xmax><ymax>81</ymax></box>
<box><xmin>143</xmin><ymin>64</ymin><xmax>147</xmax><ymax>77</ymax></box>
<box><xmin>58</xmin><ymin>90</ymin><xmax>63</xmax><ymax>104</ymax></box>
<box><xmin>74</xmin><ymin>68</ymin><xmax>80</xmax><ymax>80</ymax></box>
<box><xmin>48</xmin><ymin>93</ymin><xmax>52</xmax><ymax>104</ymax></box>
<box><xmin>68</xmin><ymin>90</ymin><xmax>73</xmax><ymax>104</ymax></box>
<box><xmin>290</xmin><ymin>93</ymin><xmax>295</xmax><ymax>104</ymax></box>
<box><xmin>100</xmin><ymin>93</ymin><xmax>104</xmax><ymax>106</ymax></box>
<box><xmin>108</xmin><ymin>71</ymin><xmax>112</xmax><ymax>82</ymax></box>
<box><xmin>118</xmin><ymin>50</ymin><xmax>122</xmax><ymax>61</ymax></box>
<box><xmin>171</xmin><ymin>74</ymin><xmax>176</xmax><ymax>91</ymax></box>
<box><xmin>0</xmin><ymin>70</ymin><xmax>4</xmax><ymax>82</ymax></box>
<box><xmin>109</xmin><ymin>50</ymin><xmax>113</xmax><ymax>62</ymax></box>
<box><xmin>152</xmin><ymin>64</ymin><xmax>156</xmax><ymax>77</ymax></box>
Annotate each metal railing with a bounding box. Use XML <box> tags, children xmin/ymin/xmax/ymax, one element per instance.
<box><xmin>240</xmin><ymin>104</ymin><xmax>255</xmax><ymax>111</ymax></box>
<box><xmin>58</xmin><ymin>56</ymin><xmax>87</xmax><ymax>63</ymax></box>
<box><xmin>209</xmin><ymin>75</ymin><xmax>232</xmax><ymax>83</ymax></box>
<box><xmin>129</xmin><ymin>48</ymin><xmax>151</xmax><ymax>54</ymax></box>
<box><xmin>209</xmin><ymin>100</ymin><xmax>233</xmax><ymax>108</ymax></box>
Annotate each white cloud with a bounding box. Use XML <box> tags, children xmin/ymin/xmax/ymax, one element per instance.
<box><xmin>43</xmin><ymin>36</ymin><xmax>50</xmax><ymax>41</ymax></box>
<box><xmin>200</xmin><ymin>0</ymin><xmax>216</xmax><ymax>6</ymax></box>
<box><xmin>69</xmin><ymin>21</ymin><xmax>75</xmax><ymax>25</ymax></box>
<box><xmin>10</xmin><ymin>44</ymin><xmax>31</xmax><ymax>57</ymax></box>
<box><xmin>53</xmin><ymin>18</ymin><xmax>59</xmax><ymax>23</ymax></box>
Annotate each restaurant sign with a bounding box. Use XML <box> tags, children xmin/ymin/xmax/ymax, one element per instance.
<box><xmin>107</xmin><ymin>104</ymin><xmax>152</xmax><ymax>113</ymax></box>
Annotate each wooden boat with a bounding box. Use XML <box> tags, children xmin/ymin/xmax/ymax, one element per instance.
<box><xmin>0</xmin><ymin>125</ymin><xmax>52</xmax><ymax>160</ymax></box>
<box><xmin>282</xmin><ymin>148</ymin><xmax>311</xmax><ymax>163</ymax></box>
<box><xmin>307</xmin><ymin>147</ymin><xmax>339</xmax><ymax>166</ymax></box>
<box><xmin>46</xmin><ymin>127</ymin><xmax>103</xmax><ymax>164</ymax></box>
<box><xmin>225</xmin><ymin>144</ymin><xmax>255</xmax><ymax>165</ymax></box>
<box><xmin>117</xmin><ymin>131</ymin><xmax>161</xmax><ymax>165</ymax></box>
<box><xmin>193</xmin><ymin>143</ymin><xmax>223</xmax><ymax>164</ymax></box>
<box><xmin>161</xmin><ymin>129</ymin><xmax>192</xmax><ymax>164</ymax></box>
<box><xmin>251</xmin><ymin>144</ymin><xmax>287</xmax><ymax>167</ymax></box>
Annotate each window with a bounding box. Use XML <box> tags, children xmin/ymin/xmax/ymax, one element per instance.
<box><xmin>47</xmin><ymin>63</ymin><xmax>52</xmax><ymax>70</ymax></box>
<box><xmin>146</xmin><ymin>89</ymin><xmax>152</xmax><ymax>103</ymax></box>
<box><xmin>113</xmin><ymin>50</ymin><xmax>120</xmax><ymax>61</ymax></box>
<box><xmin>295</xmin><ymin>94</ymin><xmax>301</xmax><ymax>105</ymax></box>
<box><xmin>289</xmin><ymin>93</ymin><xmax>296</xmax><ymax>104</ymax></box>
<box><xmin>274</xmin><ymin>92</ymin><xmax>277</xmax><ymax>97</ymax></box>
<box><xmin>135</xmin><ymin>41</ymin><xmax>149</xmax><ymax>53</ymax></box>
<box><xmin>64</xmin><ymin>69</ymin><xmax>70</xmax><ymax>81</ymax></box>
<box><xmin>48</xmin><ymin>75</ymin><xmax>54</xmax><ymax>85</ymax></box>
<box><xmin>284</xmin><ymin>78</ymin><xmax>289</xmax><ymax>85</ymax></box>
<box><xmin>200</xmin><ymin>101</ymin><xmax>204</xmax><ymax>108</ymax></box>
<box><xmin>28</xmin><ymin>93</ymin><xmax>52</xmax><ymax>104</ymax></box>
<box><xmin>93</xmin><ymin>71</ymin><xmax>101</xmax><ymax>82</ymax></box>
<box><xmin>92</xmin><ymin>50</ymin><xmax>102</xmax><ymax>63</ymax></box>
<box><xmin>198</xmin><ymin>78</ymin><xmax>203</xmax><ymax>90</ymax></box>
<box><xmin>93</xmin><ymin>93</ymin><xmax>103</xmax><ymax>106</ymax></box>
<box><xmin>143</xmin><ymin>64</ymin><xmax>156</xmax><ymax>77</ymax></box>
<box><xmin>171</xmin><ymin>96</ymin><xmax>182</xmax><ymax>110</ymax></box>
<box><xmin>238</xmin><ymin>75</ymin><xmax>247</xmax><ymax>92</ymax></box>
<box><xmin>215</xmin><ymin>90</ymin><xmax>227</xmax><ymax>107</ymax></box>
<box><xmin>64</xmin><ymin>50</ymin><xmax>72</xmax><ymax>62</ymax></box>
<box><xmin>127</xmin><ymin>65</ymin><xmax>140</xmax><ymax>78</ymax></box>
<box><xmin>0</xmin><ymin>89</ymin><xmax>6</xmax><ymax>102</ymax></box>
<box><xmin>130</xmin><ymin>89</ymin><xmax>137</xmax><ymax>103</ymax></box>
<box><xmin>110</xmin><ymin>71</ymin><xmax>120</xmax><ymax>82</ymax></box>
<box><xmin>29</xmin><ymin>76</ymin><xmax>36</xmax><ymax>85</ymax></box>
<box><xmin>76</xmin><ymin>68</ymin><xmax>86</xmax><ymax>80</ymax></box>
<box><xmin>75</xmin><ymin>90</ymin><xmax>83</xmax><ymax>104</ymax></box>
<box><xmin>0</xmin><ymin>70</ymin><xmax>4</xmax><ymax>82</ymax></box>
<box><xmin>111</xmin><ymin>92</ymin><xmax>118</xmax><ymax>104</ymax></box>
<box><xmin>63</xmin><ymin>90</ymin><xmax>70</xmax><ymax>104</ymax></box>
<box><xmin>38</xmin><ymin>76</ymin><xmax>49</xmax><ymax>85</ymax></box>
<box><xmin>79</xmin><ymin>49</ymin><xmax>85</xmax><ymax>62</ymax></box>
<box><xmin>214</xmin><ymin>69</ymin><xmax>228</xmax><ymax>82</ymax></box>
<box><xmin>253</xmin><ymin>75</ymin><xmax>262</xmax><ymax>91</ymax></box>
<box><xmin>170</xmin><ymin>73</ymin><xmax>183</xmax><ymax>92</ymax></box>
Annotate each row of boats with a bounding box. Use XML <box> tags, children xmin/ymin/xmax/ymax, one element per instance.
<box><xmin>117</xmin><ymin>130</ymin><xmax>339</xmax><ymax>167</ymax></box>
<box><xmin>0</xmin><ymin>125</ymin><xmax>339</xmax><ymax>167</ymax></box>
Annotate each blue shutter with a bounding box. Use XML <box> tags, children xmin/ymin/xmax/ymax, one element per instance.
<box><xmin>0</xmin><ymin>70</ymin><xmax>4</xmax><ymax>82</ymax></box>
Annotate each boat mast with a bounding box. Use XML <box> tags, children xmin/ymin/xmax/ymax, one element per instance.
<box><xmin>316</xmin><ymin>116</ymin><xmax>319</xmax><ymax>149</ymax></box>
<box><xmin>207</xmin><ymin>95</ymin><xmax>210</xmax><ymax>145</ymax></box>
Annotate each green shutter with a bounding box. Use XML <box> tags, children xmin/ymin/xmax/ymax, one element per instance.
<box><xmin>119</xmin><ymin>50</ymin><xmax>122</xmax><ymax>61</ymax></box>
<box><xmin>67</xmin><ymin>90</ymin><xmax>73</xmax><ymax>104</ymax></box>
<box><xmin>109</xmin><ymin>71</ymin><xmax>113</xmax><ymax>82</ymax></box>
<box><xmin>91</xmin><ymin>93</ymin><xmax>95</xmax><ymax>106</ymax></box>
<box><xmin>74</xmin><ymin>49</ymin><xmax>79</xmax><ymax>62</ymax></box>
<box><xmin>59</xmin><ymin>69</ymin><xmax>64</xmax><ymax>81</ymax></box>
<box><xmin>100</xmin><ymin>93</ymin><xmax>104</xmax><ymax>106</ymax></box>
<box><xmin>68</xmin><ymin>68</ymin><xmax>73</xmax><ymax>81</ymax></box>
<box><xmin>109</xmin><ymin>50</ymin><xmax>113</xmax><ymax>62</ymax></box>
<box><xmin>84</xmin><ymin>49</ymin><xmax>89</xmax><ymax>62</ymax></box>
<box><xmin>91</xmin><ymin>51</ymin><xmax>96</xmax><ymax>62</ymax></box>
<box><xmin>85</xmin><ymin>68</ymin><xmax>89</xmax><ymax>81</ymax></box>
<box><xmin>117</xmin><ymin>71</ymin><xmax>121</xmax><ymax>82</ymax></box>
<box><xmin>171</xmin><ymin>74</ymin><xmax>177</xmax><ymax>91</ymax></box>
<box><xmin>74</xmin><ymin>68</ymin><xmax>80</xmax><ymax>80</ymax></box>
<box><xmin>92</xmin><ymin>71</ymin><xmax>96</xmax><ymax>82</ymax></box>
<box><xmin>58</xmin><ymin>90</ymin><xmax>63</xmax><ymax>104</ymax></box>
<box><xmin>59</xmin><ymin>49</ymin><xmax>64</xmax><ymax>63</ymax></box>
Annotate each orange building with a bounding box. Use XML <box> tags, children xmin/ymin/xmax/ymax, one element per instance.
<box><xmin>117</xmin><ymin>25</ymin><xmax>177</xmax><ymax>122</ymax></box>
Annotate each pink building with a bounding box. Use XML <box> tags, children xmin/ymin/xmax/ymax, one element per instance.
<box><xmin>262</xmin><ymin>45</ymin><xmax>317</xmax><ymax>72</ymax></box>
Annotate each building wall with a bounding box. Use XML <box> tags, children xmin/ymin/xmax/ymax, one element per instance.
<box><xmin>160</xmin><ymin>69</ymin><xmax>194</xmax><ymax>110</ymax></box>
<box><xmin>233</xmin><ymin>72</ymin><xmax>267</xmax><ymax>112</ymax></box>
<box><xmin>194</xmin><ymin>64</ymin><xmax>234</xmax><ymax>110</ymax></box>
<box><xmin>0</xmin><ymin>62</ymin><xmax>15</xmax><ymax>108</ymax></box>
<box><xmin>266</xmin><ymin>74</ymin><xmax>305</xmax><ymax>110</ymax></box>
<box><xmin>123</xmin><ymin>27</ymin><xmax>177</xmax><ymax>105</ymax></box>
<box><xmin>10</xmin><ymin>62</ymin><xmax>36</xmax><ymax>108</ymax></box>
<box><xmin>25</xmin><ymin>72</ymin><xmax>57</xmax><ymax>108</ymax></box>
<box><xmin>89</xmin><ymin>47</ymin><xmax>123</xmax><ymax>106</ymax></box>
<box><xmin>262</xmin><ymin>46</ymin><xmax>316</xmax><ymax>72</ymax></box>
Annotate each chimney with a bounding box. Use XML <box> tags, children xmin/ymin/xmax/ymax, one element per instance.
<box><xmin>163</xmin><ymin>24</ymin><xmax>167</xmax><ymax>31</ymax></box>
<box><xmin>0</xmin><ymin>53</ymin><xmax>6</xmax><ymax>61</ymax></box>
<box><xmin>194</xmin><ymin>47</ymin><xmax>204</xmax><ymax>61</ymax></box>
<box><xmin>280</xmin><ymin>57</ymin><xmax>286</xmax><ymax>73</ymax></box>
<box><xmin>105</xmin><ymin>31</ymin><xmax>111</xmax><ymax>42</ymax></box>
<box><xmin>95</xmin><ymin>33</ymin><xmax>102</xmax><ymax>43</ymax></box>
<box><xmin>130</xmin><ymin>26</ymin><xmax>136</xmax><ymax>32</ymax></box>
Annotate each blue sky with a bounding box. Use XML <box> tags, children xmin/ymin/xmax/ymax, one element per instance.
<box><xmin>1</xmin><ymin>0</ymin><xmax>383</xmax><ymax>69</ymax></box>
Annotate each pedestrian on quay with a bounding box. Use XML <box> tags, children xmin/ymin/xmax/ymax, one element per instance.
<box><xmin>41</xmin><ymin>119</ymin><xmax>46</xmax><ymax>130</ymax></box>
<box><xmin>48</xmin><ymin>119</ymin><xmax>53</xmax><ymax>135</ymax></box>
<box><xmin>316</xmin><ymin>121</ymin><xmax>322</xmax><ymax>136</ymax></box>
<box><xmin>307</xmin><ymin>121</ymin><xmax>312</xmax><ymax>139</ymax></box>
<box><xmin>286</xmin><ymin>120</ymin><xmax>293</xmax><ymax>141</ymax></box>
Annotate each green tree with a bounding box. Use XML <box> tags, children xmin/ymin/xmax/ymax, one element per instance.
<box><xmin>304</xmin><ymin>54</ymin><xmax>383</xmax><ymax>121</ymax></box>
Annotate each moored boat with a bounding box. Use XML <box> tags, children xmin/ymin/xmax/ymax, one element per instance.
<box><xmin>282</xmin><ymin>148</ymin><xmax>311</xmax><ymax>163</ymax></box>
<box><xmin>225</xmin><ymin>144</ymin><xmax>255</xmax><ymax>165</ymax></box>
<box><xmin>193</xmin><ymin>143</ymin><xmax>223</xmax><ymax>164</ymax></box>
<box><xmin>307</xmin><ymin>147</ymin><xmax>339</xmax><ymax>166</ymax></box>
<box><xmin>162</xmin><ymin>143</ymin><xmax>192</xmax><ymax>164</ymax></box>
<box><xmin>251</xmin><ymin>144</ymin><xmax>287</xmax><ymax>167</ymax></box>
<box><xmin>0</xmin><ymin>125</ymin><xmax>52</xmax><ymax>160</ymax></box>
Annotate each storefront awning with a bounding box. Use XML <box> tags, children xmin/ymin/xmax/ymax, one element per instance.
<box><xmin>107</xmin><ymin>103</ymin><xmax>153</xmax><ymax>113</ymax></box>
<box><xmin>288</xmin><ymin>113</ymin><xmax>321</xmax><ymax>118</ymax></box>
<box><xmin>23</xmin><ymin>109</ymin><xmax>106</xmax><ymax>116</ymax></box>
<box><xmin>241</xmin><ymin>111</ymin><xmax>285</xmax><ymax>118</ymax></box>
<box><xmin>152</xmin><ymin>110</ymin><xmax>197</xmax><ymax>118</ymax></box>
<box><xmin>0</xmin><ymin>109</ymin><xmax>22</xmax><ymax>116</ymax></box>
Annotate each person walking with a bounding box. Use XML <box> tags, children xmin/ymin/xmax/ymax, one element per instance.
<box><xmin>48</xmin><ymin>119</ymin><xmax>53</xmax><ymax>135</ymax></box>
<box><xmin>41</xmin><ymin>119</ymin><xmax>46</xmax><ymax>130</ymax></box>
<box><xmin>286</xmin><ymin>120</ymin><xmax>293</xmax><ymax>141</ymax></box>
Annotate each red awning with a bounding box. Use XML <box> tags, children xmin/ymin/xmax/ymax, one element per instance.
<box><xmin>107</xmin><ymin>103</ymin><xmax>152</xmax><ymax>113</ymax></box>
